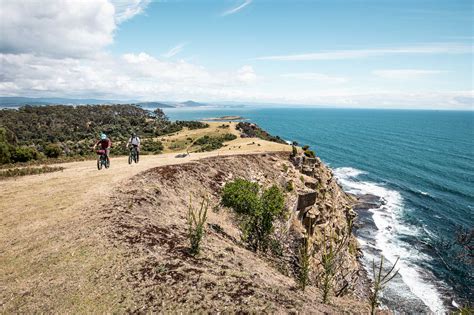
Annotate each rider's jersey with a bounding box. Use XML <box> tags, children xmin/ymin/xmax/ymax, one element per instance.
<box><xmin>128</xmin><ymin>136</ymin><xmax>140</xmax><ymax>146</ymax></box>
<box><xmin>99</xmin><ymin>138</ymin><xmax>111</xmax><ymax>149</ymax></box>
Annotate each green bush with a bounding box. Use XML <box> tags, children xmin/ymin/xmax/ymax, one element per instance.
<box><xmin>11</xmin><ymin>146</ymin><xmax>43</xmax><ymax>163</ymax></box>
<box><xmin>44</xmin><ymin>143</ymin><xmax>62</xmax><ymax>158</ymax></box>
<box><xmin>304</xmin><ymin>149</ymin><xmax>315</xmax><ymax>158</ymax></box>
<box><xmin>221</xmin><ymin>133</ymin><xmax>237</xmax><ymax>141</ymax></box>
<box><xmin>222</xmin><ymin>178</ymin><xmax>260</xmax><ymax>215</ymax></box>
<box><xmin>142</xmin><ymin>139</ymin><xmax>164</xmax><ymax>153</ymax></box>
<box><xmin>0</xmin><ymin>142</ymin><xmax>11</xmax><ymax>164</ymax></box>
<box><xmin>222</xmin><ymin>179</ymin><xmax>285</xmax><ymax>252</ymax></box>
<box><xmin>302</xmin><ymin>145</ymin><xmax>310</xmax><ymax>151</ymax></box>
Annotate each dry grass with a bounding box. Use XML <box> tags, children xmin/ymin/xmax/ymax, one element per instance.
<box><xmin>0</xmin><ymin>125</ymin><xmax>294</xmax><ymax>312</ymax></box>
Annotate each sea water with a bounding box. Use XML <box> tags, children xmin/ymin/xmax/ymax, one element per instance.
<box><xmin>165</xmin><ymin>107</ymin><xmax>474</xmax><ymax>312</ymax></box>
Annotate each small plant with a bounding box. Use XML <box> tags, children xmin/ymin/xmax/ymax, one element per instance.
<box><xmin>187</xmin><ymin>195</ymin><xmax>209</xmax><ymax>255</ymax></box>
<box><xmin>297</xmin><ymin>237</ymin><xmax>313</xmax><ymax>291</ymax></box>
<box><xmin>457</xmin><ymin>303</ymin><xmax>473</xmax><ymax>315</ymax></box>
<box><xmin>290</xmin><ymin>145</ymin><xmax>298</xmax><ymax>158</ymax></box>
<box><xmin>285</xmin><ymin>180</ymin><xmax>294</xmax><ymax>192</ymax></box>
<box><xmin>302</xmin><ymin>145</ymin><xmax>309</xmax><ymax>151</ymax></box>
<box><xmin>300</xmin><ymin>175</ymin><xmax>305</xmax><ymax>183</ymax></box>
<box><xmin>282</xmin><ymin>163</ymin><xmax>289</xmax><ymax>172</ymax></box>
<box><xmin>320</xmin><ymin>229</ymin><xmax>350</xmax><ymax>304</ymax></box>
<box><xmin>369</xmin><ymin>256</ymin><xmax>399</xmax><ymax>315</ymax></box>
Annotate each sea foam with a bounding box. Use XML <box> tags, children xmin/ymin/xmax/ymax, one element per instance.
<box><xmin>334</xmin><ymin>167</ymin><xmax>447</xmax><ymax>313</ymax></box>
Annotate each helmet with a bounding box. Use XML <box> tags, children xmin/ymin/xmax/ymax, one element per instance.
<box><xmin>132</xmin><ymin>132</ymin><xmax>136</xmax><ymax>137</ymax></box>
<box><xmin>100</xmin><ymin>133</ymin><xmax>107</xmax><ymax>140</ymax></box>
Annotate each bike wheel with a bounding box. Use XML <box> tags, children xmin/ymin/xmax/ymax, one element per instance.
<box><xmin>97</xmin><ymin>158</ymin><xmax>102</xmax><ymax>170</ymax></box>
<box><xmin>133</xmin><ymin>151</ymin><xmax>138</xmax><ymax>163</ymax></box>
<box><xmin>128</xmin><ymin>153</ymin><xmax>132</xmax><ymax>165</ymax></box>
<box><xmin>105</xmin><ymin>157</ymin><xmax>110</xmax><ymax>169</ymax></box>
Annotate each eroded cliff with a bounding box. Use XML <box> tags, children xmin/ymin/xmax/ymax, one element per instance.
<box><xmin>100</xmin><ymin>152</ymin><xmax>369</xmax><ymax>312</ymax></box>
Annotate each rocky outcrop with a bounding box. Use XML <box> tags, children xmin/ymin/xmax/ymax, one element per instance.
<box><xmin>100</xmin><ymin>152</ymin><xmax>369</xmax><ymax>312</ymax></box>
<box><xmin>289</xmin><ymin>151</ymin><xmax>366</xmax><ymax>297</ymax></box>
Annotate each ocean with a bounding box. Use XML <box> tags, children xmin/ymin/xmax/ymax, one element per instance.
<box><xmin>164</xmin><ymin>107</ymin><xmax>474</xmax><ymax>312</ymax></box>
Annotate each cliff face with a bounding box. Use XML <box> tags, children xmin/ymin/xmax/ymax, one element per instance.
<box><xmin>101</xmin><ymin>152</ymin><xmax>369</xmax><ymax>312</ymax></box>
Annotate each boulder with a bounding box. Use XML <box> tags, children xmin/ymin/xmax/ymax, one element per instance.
<box><xmin>296</xmin><ymin>191</ymin><xmax>317</xmax><ymax>210</ymax></box>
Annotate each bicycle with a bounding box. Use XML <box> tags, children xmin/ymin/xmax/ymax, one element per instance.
<box><xmin>128</xmin><ymin>146</ymin><xmax>139</xmax><ymax>164</ymax></box>
<box><xmin>96</xmin><ymin>149</ymin><xmax>110</xmax><ymax>170</ymax></box>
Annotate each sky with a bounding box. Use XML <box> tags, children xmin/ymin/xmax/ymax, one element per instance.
<box><xmin>0</xmin><ymin>0</ymin><xmax>473</xmax><ymax>109</ymax></box>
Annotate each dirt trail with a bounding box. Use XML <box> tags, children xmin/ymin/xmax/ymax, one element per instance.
<box><xmin>0</xmin><ymin>139</ymin><xmax>290</xmax><ymax>312</ymax></box>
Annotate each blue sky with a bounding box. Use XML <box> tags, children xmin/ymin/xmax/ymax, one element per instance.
<box><xmin>0</xmin><ymin>0</ymin><xmax>472</xmax><ymax>109</ymax></box>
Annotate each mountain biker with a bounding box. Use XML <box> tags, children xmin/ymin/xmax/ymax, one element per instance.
<box><xmin>93</xmin><ymin>133</ymin><xmax>111</xmax><ymax>160</ymax></box>
<box><xmin>127</xmin><ymin>132</ymin><xmax>141</xmax><ymax>160</ymax></box>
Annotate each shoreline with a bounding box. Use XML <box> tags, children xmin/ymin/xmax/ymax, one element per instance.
<box><xmin>338</xmin><ymin>172</ymin><xmax>449</xmax><ymax>313</ymax></box>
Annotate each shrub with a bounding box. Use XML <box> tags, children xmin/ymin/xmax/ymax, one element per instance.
<box><xmin>223</xmin><ymin>179</ymin><xmax>285</xmax><ymax>252</ymax></box>
<box><xmin>193</xmin><ymin>133</ymin><xmax>237</xmax><ymax>152</ymax></box>
<box><xmin>302</xmin><ymin>145</ymin><xmax>309</xmax><ymax>151</ymax></box>
<box><xmin>297</xmin><ymin>238</ymin><xmax>313</xmax><ymax>291</ymax></box>
<box><xmin>142</xmin><ymin>139</ymin><xmax>164</xmax><ymax>153</ymax></box>
<box><xmin>320</xmin><ymin>230</ymin><xmax>350</xmax><ymax>304</ymax></box>
<box><xmin>369</xmin><ymin>256</ymin><xmax>399</xmax><ymax>315</ymax></box>
<box><xmin>222</xmin><ymin>178</ymin><xmax>260</xmax><ymax>215</ymax></box>
<box><xmin>187</xmin><ymin>196</ymin><xmax>209</xmax><ymax>255</ymax></box>
<box><xmin>291</xmin><ymin>145</ymin><xmax>298</xmax><ymax>157</ymax></box>
<box><xmin>221</xmin><ymin>133</ymin><xmax>237</xmax><ymax>141</ymax></box>
<box><xmin>44</xmin><ymin>143</ymin><xmax>62</xmax><ymax>158</ymax></box>
<box><xmin>11</xmin><ymin>146</ymin><xmax>43</xmax><ymax>163</ymax></box>
<box><xmin>0</xmin><ymin>142</ymin><xmax>11</xmax><ymax>164</ymax></box>
<box><xmin>304</xmin><ymin>150</ymin><xmax>315</xmax><ymax>158</ymax></box>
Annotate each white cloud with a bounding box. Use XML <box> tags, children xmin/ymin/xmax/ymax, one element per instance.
<box><xmin>372</xmin><ymin>69</ymin><xmax>444</xmax><ymax>79</ymax></box>
<box><xmin>1</xmin><ymin>51</ymin><xmax>471</xmax><ymax>109</ymax></box>
<box><xmin>0</xmin><ymin>0</ymin><xmax>150</xmax><ymax>58</ymax></box>
<box><xmin>221</xmin><ymin>0</ymin><xmax>252</xmax><ymax>16</ymax></box>
<box><xmin>237</xmin><ymin>65</ymin><xmax>258</xmax><ymax>83</ymax></box>
<box><xmin>0</xmin><ymin>0</ymin><xmax>115</xmax><ymax>58</ymax></box>
<box><xmin>111</xmin><ymin>0</ymin><xmax>150</xmax><ymax>23</ymax></box>
<box><xmin>162</xmin><ymin>42</ymin><xmax>188</xmax><ymax>58</ymax></box>
<box><xmin>0</xmin><ymin>52</ymin><xmax>259</xmax><ymax>100</ymax></box>
<box><xmin>256</xmin><ymin>44</ymin><xmax>471</xmax><ymax>61</ymax></box>
<box><xmin>281</xmin><ymin>73</ymin><xmax>348</xmax><ymax>84</ymax></box>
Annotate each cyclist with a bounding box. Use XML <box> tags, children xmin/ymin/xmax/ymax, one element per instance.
<box><xmin>93</xmin><ymin>133</ymin><xmax>112</xmax><ymax>160</ymax></box>
<box><xmin>127</xmin><ymin>132</ymin><xmax>141</xmax><ymax>160</ymax></box>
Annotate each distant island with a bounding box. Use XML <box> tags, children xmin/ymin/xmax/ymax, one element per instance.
<box><xmin>0</xmin><ymin>97</ymin><xmax>210</xmax><ymax>109</ymax></box>
<box><xmin>204</xmin><ymin>115</ymin><xmax>246</xmax><ymax>121</ymax></box>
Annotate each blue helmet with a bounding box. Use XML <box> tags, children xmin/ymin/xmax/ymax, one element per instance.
<box><xmin>100</xmin><ymin>133</ymin><xmax>107</xmax><ymax>140</ymax></box>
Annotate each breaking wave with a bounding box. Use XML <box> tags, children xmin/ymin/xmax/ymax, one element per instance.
<box><xmin>334</xmin><ymin>167</ymin><xmax>447</xmax><ymax>313</ymax></box>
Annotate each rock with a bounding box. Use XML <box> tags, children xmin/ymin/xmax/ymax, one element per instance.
<box><xmin>303</xmin><ymin>157</ymin><xmax>317</xmax><ymax>166</ymax></box>
<box><xmin>296</xmin><ymin>191</ymin><xmax>317</xmax><ymax>210</ymax></box>
<box><xmin>301</xmin><ymin>166</ymin><xmax>314</xmax><ymax>176</ymax></box>
<box><xmin>304</xmin><ymin>180</ymin><xmax>317</xmax><ymax>190</ymax></box>
<box><xmin>353</xmin><ymin>194</ymin><xmax>383</xmax><ymax>211</ymax></box>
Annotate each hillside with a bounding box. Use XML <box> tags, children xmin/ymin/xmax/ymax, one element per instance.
<box><xmin>1</xmin><ymin>150</ymin><xmax>371</xmax><ymax>312</ymax></box>
<box><xmin>1</xmin><ymin>117</ymin><xmax>371</xmax><ymax>312</ymax></box>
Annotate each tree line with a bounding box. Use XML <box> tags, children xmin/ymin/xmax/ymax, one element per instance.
<box><xmin>0</xmin><ymin>104</ymin><xmax>207</xmax><ymax>164</ymax></box>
